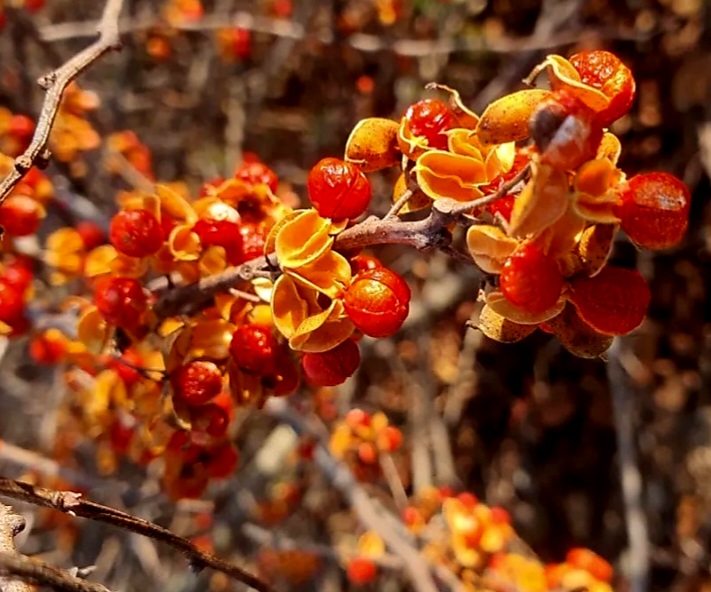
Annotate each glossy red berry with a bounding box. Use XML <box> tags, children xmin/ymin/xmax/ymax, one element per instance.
<box><xmin>236</xmin><ymin>222</ymin><xmax>267</xmax><ymax>263</ymax></box>
<box><xmin>347</xmin><ymin>557</ymin><xmax>377</xmax><ymax>585</ymax></box>
<box><xmin>171</xmin><ymin>361</ymin><xmax>223</xmax><ymax>407</ymax></box>
<box><xmin>403</xmin><ymin>98</ymin><xmax>454</xmax><ymax>150</ymax></box>
<box><xmin>344</xmin><ymin>267</ymin><xmax>410</xmax><ymax>338</ymax></box>
<box><xmin>529</xmin><ymin>90</ymin><xmax>602</xmax><ymax>171</ymax></box>
<box><xmin>229</xmin><ymin>324</ymin><xmax>280</xmax><ymax>375</ymax></box>
<box><xmin>1</xmin><ymin>259</ymin><xmax>33</xmax><ymax>293</ymax></box>
<box><xmin>0</xmin><ymin>195</ymin><xmax>43</xmax><ymax>236</ymax></box>
<box><xmin>76</xmin><ymin>221</ymin><xmax>105</xmax><ymax>250</ymax></box>
<box><xmin>499</xmin><ymin>243</ymin><xmax>563</xmax><ymax>313</ymax></box>
<box><xmin>616</xmin><ymin>172</ymin><xmax>690</xmax><ymax>249</ymax></box>
<box><xmin>109</xmin><ymin>209</ymin><xmax>164</xmax><ymax>258</ymax></box>
<box><xmin>569</xmin><ymin>50</ymin><xmax>635</xmax><ymax>126</ymax></box>
<box><xmin>93</xmin><ymin>276</ymin><xmax>147</xmax><ymax>331</ymax></box>
<box><xmin>302</xmin><ymin>339</ymin><xmax>360</xmax><ymax>387</ymax></box>
<box><xmin>0</xmin><ymin>280</ymin><xmax>25</xmax><ymax>326</ymax></box>
<box><xmin>307</xmin><ymin>157</ymin><xmax>372</xmax><ymax>220</ymax></box>
<box><xmin>234</xmin><ymin>161</ymin><xmax>278</xmax><ymax>194</ymax></box>
<box><xmin>192</xmin><ymin>218</ymin><xmax>244</xmax><ymax>264</ymax></box>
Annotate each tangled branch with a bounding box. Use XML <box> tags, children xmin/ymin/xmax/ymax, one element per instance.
<box><xmin>0</xmin><ymin>0</ymin><xmax>125</xmax><ymax>204</ymax></box>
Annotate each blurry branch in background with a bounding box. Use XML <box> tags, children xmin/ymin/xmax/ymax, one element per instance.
<box><xmin>40</xmin><ymin>9</ymin><xmax>654</xmax><ymax>57</ymax></box>
<box><xmin>0</xmin><ymin>478</ymin><xmax>275</xmax><ymax>592</ymax></box>
<box><xmin>607</xmin><ymin>339</ymin><xmax>650</xmax><ymax>592</ymax></box>
<box><xmin>0</xmin><ymin>0</ymin><xmax>125</xmax><ymax>204</ymax></box>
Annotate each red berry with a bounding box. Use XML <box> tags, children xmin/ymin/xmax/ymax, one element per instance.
<box><xmin>192</xmin><ymin>218</ymin><xmax>244</xmax><ymax>264</ymax></box>
<box><xmin>529</xmin><ymin>90</ymin><xmax>602</xmax><ymax>171</ymax></box>
<box><xmin>29</xmin><ymin>331</ymin><xmax>67</xmax><ymax>365</ymax></box>
<box><xmin>616</xmin><ymin>172</ymin><xmax>690</xmax><ymax>249</ymax></box>
<box><xmin>234</xmin><ymin>161</ymin><xmax>278</xmax><ymax>194</ymax></box>
<box><xmin>229</xmin><ymin>324</ymin><xmax>280</xmax><ymax>375</ymax></box>
<box><xmin>236</xmin><ymin>222</ymin><xmax>267</xmax><ymax>263</ymax></box>
<box><xmin>171</xmin><ymin>361</ymin><xmax>223</xmax><ymax>407</ymax></box>
<box><xmin>267</xmin><ymin>352</ymin><xmax>300</xmax><ymax>396</ymax></box>
<box><xmin>569</xmin><ymin>50</ymin><xmax>635</xmax><ymax>126</ymax></box>
<box><xmin>301</xmin><ymin>339</ymin><xmax>360</xmax><ymax>386</ymax></box>
<box><xmin>8</xmin><ymin>115</ymin><xmax>34</xmax><ymax>140</ymax></box>
<box><xmin>109</xmin><ymin>209</ymin><xmax>164</xmax><ymax>257</ymax></box>
<box><xmin>93</xmin><ymin>276</ymin><xmax>147</xmax><ymax>331</ymax></box>
<box><xmin>229</xmin><ymin>28</ymin><xmax>251</xmax><ymax>61</ymax></box>
<box><xmin>344</xmin><ymin>268</ymin><xmax>410</xmax><ymax>338</ymax></box>
<box><xmin>0</xmin><ymin>279</ymin><xmax>25</xmax><ymax>326</ymax></box>
<box><xmin>76</xmin><ymin>221</ymin><xmax>105</xmax><ymax>250</ymax></box>
<box><xmin>190</xmin><ymin>391</ymin><xmax>233</xmax><ymax>437</ymax></box>
<box><xmin>347</xmin><ymin>557</ymin><xmax>377</xmax><ymax>585</ymax></box>
<box><xmin>403</xmin><ymin>98</ymin><xmax>454</xmax><ymax>150</ymax></box>
<box><xmin>1</xmin><ymin>260</ymin><xmax>33</xmax><ymax>293</ymax></box>
<box><xmin>350</xmin><ymin>253</ymin><xmax>382</xmax><ymax>275</ymax></box>
<box><xmin>307</xmin><ymin>157</ymin><xmax>372</xmax><ymax>220</ymax></box>
<box><xmin>499</xmin><ymin>243</ymin><xmax>563</xmax><ymax>313</ymax></box>
<box><xmin>111</xmin><ymin>348</ymin><xmax>144</xmax><ymax>387</ymax></box>
<box><xmin>205</xmin><ymin>442</ymin><xmax>239</xmax><ymax>478</ymax></box>
<box><xmin>0</xmin><ymin>195</ymin><xmax>43</xmax><ymax>236</ymax></box>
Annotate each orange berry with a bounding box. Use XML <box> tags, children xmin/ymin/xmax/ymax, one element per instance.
<box><xmin>307</xmin><ymin>157</ymin><xmax>372</xmax><ymax>220</ymax></box>
<box><xmin>529</xmin><ymin>90</ymin><xmax>603</xmax><ymax>171</ymax></box>
<box><xmin>344</xmin><ymin>267</ymin><xmax>410</xmax><ymax>338</ymax></box>
<box><xmin>402</xmin><ymin>98</ymin><xmax>454</xmax><ymax>150</ymax></box>
<box><xmin>500</xmin><ymin>243</ymin><xmax>563</xmax><ymax>313</ymax></box>
<box><xmin>347</xmin><ymin>557</ymin><xmax>377</xmax><ymax>585</ymax></box>
<box><xmin>345</xmin><ymin>409</ymin><xmax>372</xmax><ymax>429</ymax></box>
<box><xmin>301</xmin><ymin>339</ymin><xmax>360</xmax><ymax>387</ymax></box>
<box><xmin>171</xmin><ymin>361</ymin><xmax>223</xmax><ymax>407</ymax></box>
<box><xmin>93</xmin><ymin>276</ymin><xmax>147</xmax><ymax>332</ymax></box>
<box><xmin>616</xmin><ymin>172</ymin><xmax>690</xmax><ymax>249</ymax></box>
<box><xmin>377</xmin><ymin>425</ymin><xmax>403</xmax><ymax>452</ymax></box>
<box><xmin>229</xmin><ymin>324</ymin><xmax>280</xmax><ymax>375</ymax></box>
<box><xmin>566</xmin><ymin>548</ymin><xmax>613</xmax><ymax>583</ymax></box>
<box><xmin>109</xmin><ymin>209</ymin><xmax>163</xmax><ymax>257</ymax></box>
<box><xmin>357</xmin><ymin>441</ymin><xmax>378</xmax><ymax>464</ymax></box>
<box><xmin>569</xmin><ymin>50</ymin><xmax>635</xmax><ymax>125</ymax></box>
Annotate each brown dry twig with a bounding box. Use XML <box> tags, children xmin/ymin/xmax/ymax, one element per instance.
<box><xmin>0</xmin><ymin>551</ymin><xmax>110</xmax><ymax>592</ymax></box>
<box><xmin>0</xmin><ymin>0</ymin><xmax>125</xmax><ymax>204</ymax></box>
<box><xmin>0</xmin><ymin>478</ymin><xmax>274</xmax><ymax>592</ymax></box>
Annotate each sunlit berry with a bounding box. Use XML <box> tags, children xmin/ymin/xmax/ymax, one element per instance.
<box><xmin>529</xmin><ymin>90</ymin><xmax>602</xmax><ymax>171</ymax></box>
<box><xmin>0</xmin><ymin>279</ymin><xmax>24</xmax><ymax>326</ymax></box>
<box><xmin>171</xmin><ymin>361</ymin><xmax>223</xmax><ymax>407</ymax></box>
<box><xmin>566</xmin><ymin>548</ymin><xmax>613</xmax><ymax>583</ymax></box>
<box><xmin>499</xmin><ymin>243</ymin><xmax>563</xmax><ymax>313</ymax></box>
<box><xmin>616</xmin><ymin>172</ymin><xmax>690</xmax><ymax>249</ymax></box>
<box><xmin>0</xmin><ymin>194</ymin><xmax>43</xmax><ymax>236</ymax></box>
<box><xmin>192</xmin><ymin>218</ymin><xmax>245</xmax><ymax>264</ymax></box>
<box><xmin>76</xmin><ymin>221</ymin><xmax>105</xmax><ymax>250</ymax></box>
<box><xmin>344</xmin><ymin>267</ymin><xmax>410</xmax><ymax>338</ymax></box>
<box><xmin>230</xmin><ymin>324</ymin><xmax>280</xmax><ymax>375</ymax></box>
<box><xmin>93</xmin><ymin>276</ymin><xmax>147</xmax><ymax>331</ymax></box>
<box><xmin>403</xmin><ymin>98</ymin><xmax>454</xmax><ymax>150</ymax></box>
<box><xmin>307</xmin><ymin>157</ymin><xmax>372</xmax><ymax>220</ymax></box>
<box><xmin>347</xmin><ymin>557</ymin><xmax>377</xmax><ymax>585</ymax></box>
<box><xmin>302</xmin><ymin>339</ymin><xmax>360</xmax><ymax>387</ymax></box>
<box><xmin>234</xmin><ymin>161</ymin><xmax>278</xmax><ymax>194</ymax></box>
<box><xmin>109</xmin><ymin>209</ymin><xmax>163</xmax><ymax>257</ymax></box>
<box><xmin>570</xmin><ymin>50</ymin><xmax>635</xmax><ymax>126</ymax></box>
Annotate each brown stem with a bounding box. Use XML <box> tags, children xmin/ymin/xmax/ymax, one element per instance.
<box><xmin>0</xmin><ymin>504</ymin><xmax>31</xmax><ymax>592</ymax></box>
<box><xmin>0</xmin><ymin>552</ymin><xmax>110</xmax><ymax>592</ymax></box>
<box><xmin>0</xmin><ymin>478</ymin><xmax>274</xmax><ymax>592</ymax></box>
<box><xmin>0</xmin><ymin>0</ymin><xmax>125</xmax><ymax>204</ymax></box>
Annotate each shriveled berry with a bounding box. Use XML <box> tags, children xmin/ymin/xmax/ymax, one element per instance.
<box><xmin>93</xmin><ymin>276</ymin><xmax>147</xmax><ymax>331</ymax></box>
<box><xmin>570</xmin><ymin>50</ymin><xmax>635</xmax><ymax>126</ymax></box>
<box><xmin>171</xmin><ymin>360</ymin><xmax>223</xmax><ymax>407</ymax></box>
<box><xmin>307</xmin><ymin>157</ymin><xmax>372</xmax><ymax>220</ymax></box>
<box><xmin>499</xmin><ymin>244</ymin><xmax>563</xmax><ymax>313</ymax></box>
<box><xmin>616</xmin><ymin>172</ymin><xmax>690</xmax><ymax>249</ymax></box>
<box><xmin>229</xmin><ymin>324</ymin><xmax>280</xmax><ymax>375</ymax></box>
<box><xmin>403</xmin><ymin>98</ymin><xmax>454</xmax><ymax>150</ymax></box>
<box><xmin>302</xmin><ymin>339</ymin><xmax>360</xmax><ymax>386</ymax></box>
<box><xmin>192</xmin><ymin>218</ymin><xmax>244</xmax><ymax>264</ymax></box>
<box><xmin>344</xmin><ymin>267</ymin><xmax>410</xmax><ymax>338</ymax></box>
<box><xmin>0</xmin><ymin>280</ymin><xmax>25</xmax><ymax>325</ymax></box>
<box><xmin>109</xmin><ymin>209</ymin><xmax>164</xmax><ymax>257</ymax></box>
<box><xmin>0</xmin><ymin>195</ymin><xmax>43</xmax><ymax>236</ymax></box>
<box><xmin>234</xmin><ymin>161</ymin><xmax>278</xmax><ymax>194</ymax></box>
<box><xmin>529</xmin><ymin>90</ymin><xmax>602</xmax><ymax>171</ymax></box>
<box><xmin>347</xmin><ymin>557</ymin><xmax>377</xmax><ymax>585</ymax></box>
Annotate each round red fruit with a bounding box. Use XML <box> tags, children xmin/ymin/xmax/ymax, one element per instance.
<box><xmin>616</xmin><ymin>172</ymin><xmax>690</xmax><ymax>249</ymax></box>
<box><xmin>569</xmin><ymin>50</ymin><xmax>635</xmax><ymax>126</ymax></box>
<box><xmin>301</xmin><ymin>339</ymin><xmax>360</xmax><ymax>387</ymax></box>
<box><xmin>76</xmin><ymin>221</ymin><xmax>105</xmax><ymax>250</ymax></box>
<box><xmin>29</xmin><ymin>330</ymin><xmax>67</xmax><ymax>365</ymax></box>
<box><xmin>238</xmin><ymin>222</ymin><xmax>267</xmax><ymax>263</ymax></box>
<box><xmin>344</xmin><ymin>267</ymin><xmax>410</xmax><ymax>338</ymax></box>
<box><xmin>307</xmin><ymin>157</ymin><xmax>372</xmax><ymax>220</ymax></box>
<box><xmin>171</xmin><ymin>361</ymin><xmax>223</xmax><ymax>407</ymax></box>
<box><xmin>192</xmin><ymin>218</ymin><xmax>244</xmax><ymax>264</ymax></box>
<box><xmin>234</xmin><ymin>161</ymin><xmax>278</xmax><ymax>194</ymax></box>
<box><xmin>0</xmin><ymin>280</ymin><xmax>24</xmax><ymax>326</ymax></box>
<box><xmin>500</xmin><ymin>243</ymin><xmax>563</xmax><ymax>313</ymax></box>
<box><xmin>403</xmin><ymin>98</ymin><xmax>454</xmax><ymax>150</ymax></box>
<box><xmin>93</xmin><ymin>276</ymin><xmax>147</xmax><ymax>331</ymax></box>
<box><xmin>0</xmin><ymin>195</ymin><xmax>43</xmax><ymax>236</ymax></box>
<box><xmin>109</xmin><ymin>209</ymin><xmax>164</xmax><ymax>257</ymax></box>
<box><xmin>229</xmin><ymin>324</ymin><xmax>280</xmax><ymax>375</ymax></box>
<box><xmin>9</xmin><ymin>114</ymin><xmax>34</xmax><ymax>140</ymax></box>
<box><xmin>350</xmin><ymin>253</ymin><xmax>382</xmax><ymax>275</ymax></box>
<box><xmin>347</xmin><ymin>557</ymin><xmax>377</xmax><ymax>585</ymax></box>
<box><xmin>1</xmin><ymin>259</ymin><xmax>33</xmax><ymax>293</ymax></box>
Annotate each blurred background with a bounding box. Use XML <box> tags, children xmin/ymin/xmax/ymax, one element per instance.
<box><xmin>1</xmin><ymin>0</ymin><xmax>711</xmax><ymax>591</ymax></box>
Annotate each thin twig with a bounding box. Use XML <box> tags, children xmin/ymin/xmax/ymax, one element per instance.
<box><xmin>0</xmin><ymin>0</ymin><xmax>125</xmax><ymax>204</ymax></box>
<box><xmin>607</xmin><ymin>339</ymin><xmax>650</xmax><ymax>592</ymax></box>
<box><xmin>0</xmin><ymin>552</ymin><xmax>111</xmax><ymax>592</ymax></box>
<box><xmin>0</xmin><ymin>478</ymin><xmax>274</xmax><ymax>592</ymax></box>
<box><xmin>386</xmin><ymin>189</ymin><xmax>414</xmax><ymax>218</ymax></box>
